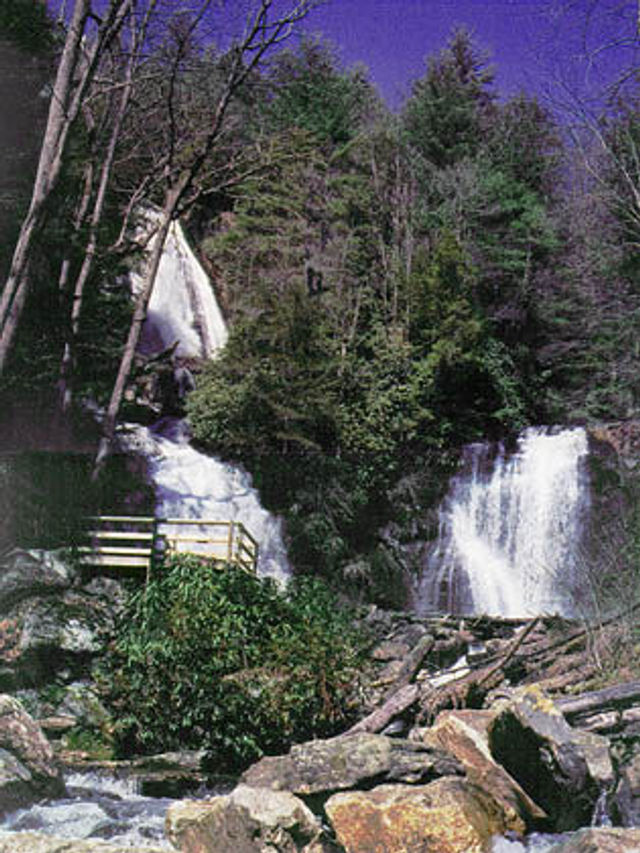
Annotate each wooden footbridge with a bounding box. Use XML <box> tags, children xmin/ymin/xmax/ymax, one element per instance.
<box><xmin>79</xmin><ymin>515</ymin><xmax>258</xmax><ymax>577</ymax></box>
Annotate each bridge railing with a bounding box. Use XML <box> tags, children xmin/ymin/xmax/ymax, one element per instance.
<box><xmin>79</xmin><ymin>515</ymin><xmax>258</xmax><ymax>577</ymax></box>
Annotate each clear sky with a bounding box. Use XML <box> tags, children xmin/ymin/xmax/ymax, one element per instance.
<box><xmin>297</xmin><ymin>0</ymin><xmax>639</xmax><ymax>110</ymax></box>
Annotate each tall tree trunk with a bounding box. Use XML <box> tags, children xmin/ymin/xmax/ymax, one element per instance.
<box><xmin>0</xmin><ymin>0</ymin><xmax>131</xmax><ymax>373</ymax></box>
<box><xmin>92</xmin><ymin>182</ymin><xmax>184</xmax><ymax>480</ymax></box>
<box><xmin>58</xmin><ymin>57</ymin><xmax>136</xmax><ymax>411</ymax></box>
<box><xmin>0</xmin><ymin>0</ymin><xmax>91</xmax><ymax>371</ymax></box>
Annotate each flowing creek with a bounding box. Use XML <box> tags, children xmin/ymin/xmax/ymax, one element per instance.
<box><xmin>1</xmin><ymin>772</ymin><xmax>175</xmax><ymax>848</ymax></box>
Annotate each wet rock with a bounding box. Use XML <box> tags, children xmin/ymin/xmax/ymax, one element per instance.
<box><xmin>0</xmin><ymin>831</ymin><xmax>167</xmax><ymax>852</ymax></box>
<box><xmin>0</xmin><ymin>695</ymin><xmax>63</xmax><ymax>815</ymax></box>
<box><xmin>547</xmin><ymin>827</ymin><xmax>640</xmax><ymax>851</ymax></box>
<box><xmin>54</xmin><ymin>682</ymin><xmax>110</xmax><ymax>731</ymax></box>
<box><xmin>611</xmin><ymin>745</ymin><xmax>640</xmax><ymax>826</ymax></box>
<box><xmin>241</xmin><ymin>732</ymin><xmax>463</xmax><ymax>795</ymax></box>
<box><xmin>165</xmin><ymin>783</ymin><xmax>333</xmax><ymax>852</ymax></box>
<box><xmin>488</xmin><ymin>685</ymin><xmax>613</xmax><ymax>831</ymax></box>
<box><xmin>417</xmin><ymin>708</ymin><xmax>547</xmax><ymax>832</ymax></box>
<box><xmin>324</xmin><ymin>778</ymin><xmax>511</xmax><ymax>853</ymax></box>
<box><xmin>0</xmin><ymin>550</ymin><xmax>78</xmax><ymax>611</ymax></box>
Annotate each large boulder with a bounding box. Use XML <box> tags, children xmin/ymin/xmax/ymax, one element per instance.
<box><xmin>0</xmin><ymin>831</ymin><xmax>167</xmax><ymax>852</ymax></box>
<box><xmin>0</xmin><ymin>553</ymin><xmax>125</xmax><ymax>690</ymax></box>
<box><xmin>240</xmin><ymin>733</ymin><xmax>462</xmax><ymax>795</ymax></box>
<box><xmin>324</xmin><ymin>777</ymin><xmax>511</xmax><ymax>853</ymax></box>
<box><xmin>6</xmin><ymin>591</ymin><xmax>117</xmax><ymax>687</ymax></box>
<box><xmin>0</xmin><ymin>695</ymin><xmax>63</xmax><ymax>815</ymax></box>
<box><xmin>488</xmin><ymin>685</ymin><xmax>614</xmax><ymax>831</ymax></box>
<box><xmin>165</xmin><ymin>783</ymin><xmax>333</xmax><ymax>852</ymax></box>
<box><xmin>0</xmin><ymin>550</ymin><xmax>78</xmax><ymax>611</ymax></box>
<box><xmin>547</xmin><ymin>827</ymin><xmax>640</xmax><ymax>851</ymax></box>
<box><xmin>418</xmin><ymin>708</ymin><xmax>547</xmax><ymax>833</ymax></box>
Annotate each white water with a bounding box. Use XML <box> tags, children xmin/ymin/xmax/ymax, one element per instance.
<box><xmin>119</xmin><ymin>418</ymin><xmax>290</xmax><ymax>583</ymax></box>
<box><xmin>1</xmin><ymin>772</ymin><xmax>173</xmax><ymax>848</ymax></box>
<box><xmin>121</xmin><ymin>210</ymin><xmax>290</xmax><ymax>582</ymax></box>
<box><xmin>131</xmin><ymin>211</ymin><xmax>228</xmax><ymax>358</ymax></box>
<box><xmin>417</xmin><ymin>427</ymin><xmax>590</xmax><ymax>618</ymax></box>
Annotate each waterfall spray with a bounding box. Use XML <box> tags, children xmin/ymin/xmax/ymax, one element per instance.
<box><xmin>417</xmin><ymin>427</ymin><xmax>590</xmax><ymax>618</ymax></box>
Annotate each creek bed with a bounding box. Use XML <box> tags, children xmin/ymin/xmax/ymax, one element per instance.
<box><xmin>0</xmin><ymin>770</ymin><xmax>211</xmax><ymax>849</ymax></box>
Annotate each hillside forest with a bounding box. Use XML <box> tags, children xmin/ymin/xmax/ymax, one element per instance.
<box><xmin>2</xmin><ymin>0</ymin><xmax>640</xmax><ymax>607</ymax></box>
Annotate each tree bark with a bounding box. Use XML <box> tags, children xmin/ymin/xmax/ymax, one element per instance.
<box><xmin>92</xmin><ymin>183</ymin><xmax>184</xmax><ymax>480</ymax></box>
<box><xmin>0</xmin><ymin>0</ymin><xmax>131</xmax><ymax>372</ymax></box>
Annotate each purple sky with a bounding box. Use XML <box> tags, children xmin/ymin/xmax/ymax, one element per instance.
<box><xmin>298</xmin><ymin>0</ymin><xmax>639</xmax><ymax>110</ymax></box>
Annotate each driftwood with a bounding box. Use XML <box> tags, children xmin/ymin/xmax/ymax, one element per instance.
<box><xmin>556</xmin><ymin>681</ymin><xmax>640</xmax><ymax>723</ymax></box>
<box><xmin>344</xmin><ymin>683</ymin><xmax>420</xmax><ymax>736</ymax></box>
<box><xmin>476</xmin><ymin>617</ymin><xmax>540</xmax><ymax>689</ymax></box>
<box><xmin>382</xmin><ymin>635</ymin><xmax>435</xmax><ymax>701</ymax></box>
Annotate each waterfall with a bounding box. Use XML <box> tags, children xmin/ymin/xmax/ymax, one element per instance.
<box><xmin>131</xmin><ymin>213</ymin><xmax>228</xmax><ymax>358</ymax></box>
<box><xmin>119</xmin><ymin>212</ymin><xmax>290</xmax><ymax>582</ymax></box>
<box><xmin>417</xmin><ymin>427</ymin><xmax>590</xmax><ymax>618</ymax></box>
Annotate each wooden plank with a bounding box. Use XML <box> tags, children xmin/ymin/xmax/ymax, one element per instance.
<box><xmin>159</xmin><ymin>518</ymin><xmax>231</xmax><ymax>526</ymax></box>
<box><xmin>87</xmin><ymin>515</ymin><xmax>155</xmax><ymax>524</ymax></box>
<box><xmin>87</xmin><ymin>531</ymin><xmax>155</xmax><ymax>540</ymax></box>
<box><xmin>78</xmin><ymin>546</ymin><xmax>152</xmax><ymax>556</ymax></box>
<box><xmin>165</xmin><ymin>535</ymin><xmax>229</xmax><ymax>544</ymax></box>
<box><xmin>81</xmin><ymin>554</ymin><xmax>150</xmax><ymax>568</ymax></box>
<box><xmin>237</xmin><ymin>524</ymin><xmax>258</xmax><ymax>549</ymax></box>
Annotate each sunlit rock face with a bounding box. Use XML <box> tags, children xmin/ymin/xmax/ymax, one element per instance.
<box><xmin>416</xmin><ymin>427</ymin><xmax>590</xmax><ymax>618</ymax></box>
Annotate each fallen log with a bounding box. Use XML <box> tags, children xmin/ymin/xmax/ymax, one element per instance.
<box><xmin>343</xmin><ymin>683</ymin><xmax>420</xmax><ymax>736</ymax></box>
<box><xmin>382</xmin><ymin>635</ymin><xmax>435</xmax><ymax>702</ymax></box>
<box><xmin>556</xmin><ymin>680</ymin><xmax>640</xmax><ymax>722</ymax></box>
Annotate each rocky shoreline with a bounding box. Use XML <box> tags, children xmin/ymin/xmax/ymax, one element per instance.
<box><xmin>3</xmin><ymin>549</ymin><xmax>640</xmax><ymax>850</ymax></box>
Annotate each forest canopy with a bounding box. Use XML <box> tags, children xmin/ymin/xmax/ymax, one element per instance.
<box><xmin>2</xmin><ymin>1</ymin><xmax>640</xmax><ymax>602</ymax></box>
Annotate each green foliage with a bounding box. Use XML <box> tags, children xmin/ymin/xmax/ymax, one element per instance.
<box><xmin>403</xmin><ymin>27</ymin><xmax>495</xmax><ymax>169</ymax></box>
<box><xmin>261</xmin><ymin>37</ymin><xmax>376</xmax><ymax>147</ymax></box>
<box><xmin>99</xmin><ymin>557</ymin><xmax>368</xmax><ymax>770</ymax></box>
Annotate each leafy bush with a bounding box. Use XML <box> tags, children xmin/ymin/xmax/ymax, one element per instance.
<box><xmin>99</xmin><ymin>556</ymin><xmax>369</xmax><ymax>772</ymax></box>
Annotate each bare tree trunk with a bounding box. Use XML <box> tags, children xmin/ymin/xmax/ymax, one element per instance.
<box><xmin>0</xmin><ymin>0</ymin><xmax>91</xmax><ymax>370</ymax></box>
<box><xmin>0</xmin><ymin>0</ymin><xmax>131</xmax><ymax>372</ymax></box>
<box><xmin>58</xmin><ymin>36</ymin><xmax>140</xmax><ymax>411</ymax></box>
<box><xmin>92</xmin><ymin>183</ymin><xmax>184</xmax><ymax>479</ymax></box>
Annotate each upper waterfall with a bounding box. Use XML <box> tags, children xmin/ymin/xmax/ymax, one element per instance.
<box><xmin>120</xmin><ymin>210</ymin><xmax>290</xmax><ymax>582</ymax></box>
<box><xmin>416</xmin><ymin>427</ymin><xmax>590</xmax><ymax>618</ymax></box>
<box><xmin>131</xmin><ymin>212</ymin><xmax>228</xmax><ymax>359</ymax></box>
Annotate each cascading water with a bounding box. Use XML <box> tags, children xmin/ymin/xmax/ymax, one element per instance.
<box><xmin>417</xmin><ymin>427</ymin><xmax>590</xmax><ymax>618</ymax></box>
<box><xmin>0</xmin><ymin>773</ymin><xmax>174</xmax><ymax>849</ymax></box>
<box><xmin>120</xmin><ymin>210</ymin><xmax>290</xmax><ymax>582</ymax></box>
<box><xmin>131</xmin><ymin>211</ymin><xmax>228</xmax><ymax>358</ymax></box>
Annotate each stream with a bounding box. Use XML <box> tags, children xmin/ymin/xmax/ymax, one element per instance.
<box><xmin>1</xmin><ymin>772</ymin><xmax>176</xmax><ymax>848</ymax></box>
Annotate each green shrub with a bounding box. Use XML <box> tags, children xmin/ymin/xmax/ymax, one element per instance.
<box><xmin>99</xmin><ymin>555</ymin><xmax>369</xmax><ymax>772</ymax></box>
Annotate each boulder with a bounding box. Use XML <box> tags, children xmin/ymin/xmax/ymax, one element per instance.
<box><xmin>488</xmin><ymin>685</ymin><xmax>614</xmax><ymax>831</ymax></box>
<box><xmin>7</xmin><ymin>591</ymin><xmax>116</xmax><ymax>686</ymax></box>
<box><xmin>547</xmin><ymin>827</ymin><xmax>640</xmax><ymax>852</ymax></box>
<box><xmin>165</xmin><ymin>783</ymin><xmax>334</xmax><ymax>852</ymax></box>
<box><xmin>241</xmin><ymin>733</ymin><xmax>463</xmax><ymax>795</ymax></box>
<box><xmin>611</xmin><ymin>746</ymin><xmax>640</xmax><ymax>826</ymax></box>
<box><xmin>0</xmin><ymin>694</ymin><xmax>63</xmax><ymax>815</ymax></box>
<box><xmin>419</xmin><ymin>708</ymin><xmax>547</xmax><ymax>832</ymax></box>
<box><xmin>0</xmin><ymin>831</ymin><xmax>167</xmax><ymax>852</ymax></box>
<box><xmin>324</xmin><ymin>777</ymin><xmax>512</xmax><ymax>853</ymax></box>
<box><xmin>0</xmin><ymin>550</ymin><xmax>78</xmax><ymax>611</ymax></box>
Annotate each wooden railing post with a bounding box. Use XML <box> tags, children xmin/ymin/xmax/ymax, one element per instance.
<box><xmin>227</xmin><ymin>521</ymin><xmax>235</xmax><ymax>564</ymax></box>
